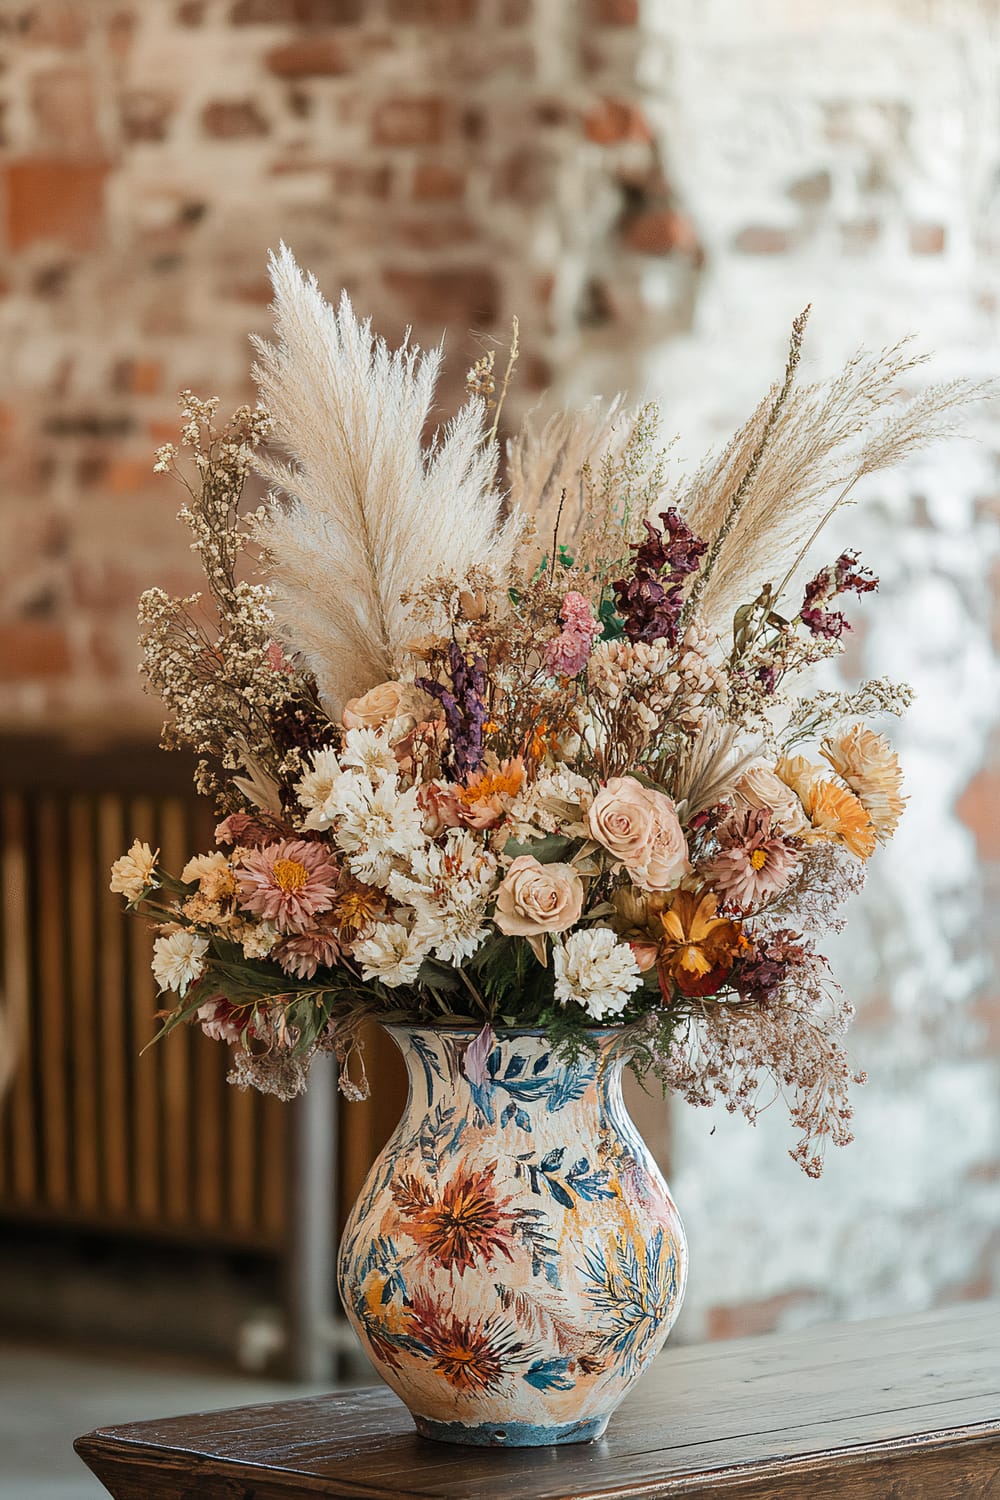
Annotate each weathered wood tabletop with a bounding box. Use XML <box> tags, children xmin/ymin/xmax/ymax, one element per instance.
<box><xmin>75</xmin><ymin>1300</ymin><xmax>1000</xmax><ymax>1499</ymax></box>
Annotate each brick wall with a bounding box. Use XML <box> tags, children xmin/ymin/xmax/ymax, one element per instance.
<box><xmin>2</xmin><ymin>0</ymin><xmax>998</xmax><ymax>1342</ymax></box>
<box><xmin>0</xmin><ymin>0</ymin><xmax>696</xmax><ymax>729</ymax></box>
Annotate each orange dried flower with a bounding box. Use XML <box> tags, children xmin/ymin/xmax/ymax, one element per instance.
<box><xmin>658</xmin><ymin>888</ymin><xmax>742</xmax><ymax>998</ymax></box>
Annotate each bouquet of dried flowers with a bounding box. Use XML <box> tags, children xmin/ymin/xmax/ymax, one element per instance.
<box><xmin>112</xmin><ymin>246</ymin><xmax>979</xmax><ymax>1174</ymax></box>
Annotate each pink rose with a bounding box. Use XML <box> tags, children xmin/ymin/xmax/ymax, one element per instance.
<box><xmin>495</xmin><ymin>855</ymin><xmax>584</xmax><ymax>941</ymax></box>
<box><xmin>587</xmin><ymin>775</ymin><xmax>689</xmax><ymax>892</ymax></box>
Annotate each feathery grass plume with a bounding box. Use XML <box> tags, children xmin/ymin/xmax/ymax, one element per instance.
<box><xmin>509</xmin><ymin>399</ymin><xmax>675</xmax><ymax>572</ymax></box>
<box><xmin>678</xmin><ymin>319</ymin><xmax>987</xmax><ymax>637</ymax></box>
<box><xmin>507</xmin><ymin>398</ymin><xmax>625</xmax><ymax>557</ymax></box>
<box><xmin>252</xmin><ymin>244</ymin><xmax>523</xmax><ymax>716</ymax></box>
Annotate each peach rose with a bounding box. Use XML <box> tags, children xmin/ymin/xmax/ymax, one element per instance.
<box><xmin>735</xmin><ymin>761</ymin><xmax>810</xmax><ymax>836</ymax></box>
<box><xmin>342</xmin><ymin>681</ymin><xmax>435</xmax><ymax>734</ymax></box>
<box><xmin>494</xmin><ymin>855</ymin><xmax>584</xmax><ymax>943</ymax></box>
<box><xmin>588</xmin><ymin>776</ymin><xmax>689</xmax><ymax>893</ymax></box>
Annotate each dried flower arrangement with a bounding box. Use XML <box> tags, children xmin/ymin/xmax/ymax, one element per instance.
<box><xmin>112</xmin><ymin>246</ymin><xmax>980</xmax><ymax>1175</ymax></box>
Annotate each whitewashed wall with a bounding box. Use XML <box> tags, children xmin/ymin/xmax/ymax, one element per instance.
<box><xmin>607</xmin><ymin>0</ymin><xmax>1000</xmax><ymax>1341</ymax></box>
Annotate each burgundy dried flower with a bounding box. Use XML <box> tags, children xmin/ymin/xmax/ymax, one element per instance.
<box><xmin>732</xmin><ymin>928</ymin><xmax>816</xmax><ymax>1004</ymax></box>
<box><xmin>612</xmin><ymin>509</ymin><xmax>706</xmax><ymax>647</ymax></box>
<box><xmin>800</xmin><ymin>551</ymin><xmax>878</xmax><ymax>640</ymax></box>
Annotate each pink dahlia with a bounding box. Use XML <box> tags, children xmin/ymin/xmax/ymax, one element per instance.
<box><xmin>236</xmin><ymin>838</ymin><xmax>338</xmax><ymax>933</ymax></box>
<box><xmin>276</xmin><ymin>924</ymin><xmax>341</xmax><ymax>980</ymax></box>
<box><xmin>704</xmin><ymin>809</ymin><xmax>799</xmax><ymax>910</ymax></box>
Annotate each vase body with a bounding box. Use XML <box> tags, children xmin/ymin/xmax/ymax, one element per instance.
<box><xmin>337</xmin><ymin>1025</ymin><xmax>687</xmax><ymax>1447</ymax></box>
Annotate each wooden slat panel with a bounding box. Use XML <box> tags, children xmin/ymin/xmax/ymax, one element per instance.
<box><xmin>96</xmin><ymin>794</ymin><xmax>130</xmax><ymax>1217</ymax></box>
<box><xmin>68</xmin><ymin>796</ymin><xmax>101</xmax><ymax>1213</ymax></box>
<box><xmin>227</xmin><ymin>1081</ymin><xmax>257</xmax><ymax>1235</ymax></box>
<box><xmin>1</xmin><ymin>793</ymin><xmax>35</xmax><ymax>1201</ymax></box>
<box><xmin>36</xmin><ymin>796</ymin><xmax>69</xmax><ymax>1210</ymax></box>
<box><xmin>194</xmin><ymin>1023</ymin><xmax>225</xmax><ymax>1233</ymax></box>
<box><xmin>159</xmin><ymin>797</ymin><xmax>191</xmax><ymax>1228</ymax></box>
<box><xmin>260</xmin><ymin>1091</ymin><xmax>288</xmax><ymax>1245</ymax></box>
<box><xmin>128</xmin><ymin>797</ymin><xmax>160</xmax><ymax>1223</ymax></box>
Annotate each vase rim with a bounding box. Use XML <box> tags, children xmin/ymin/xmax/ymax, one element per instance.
<box><xmin>380</xmin><ymin>1020</ymin><xmax>632</xmax><ymax>1039</ymax></box>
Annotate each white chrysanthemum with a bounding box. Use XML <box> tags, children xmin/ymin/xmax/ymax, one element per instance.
<box><xmin>181</xmin><ymin>851</ymin><xmax>231</xmax><ymax>886</ymax></box>
<box><xmin>296</xmin><ymin>746</ymin><xmax>347</xmax><ymax>831</ymax></box>
<box><xmin>152</xmin><ymin>929</ymin><xmax>209</xmax><ymax>996</ymax></box>
<box><xmin>390</xmin><ymin>829</ymin><xmax>498</xmax><ymax>964</ymax></box>
<box><xmin>110</xmin><ymin>839</ymin><xmax>159</xmax><ymax>901</ymax></box>
<box><xmin>334</xmin><ymin>773</ymin><xmax>425</xmax><ymax>887</ymax></box>
<box><xmin>553</xmin><ymin>928</ymin><xmax>642</xmax><ymax>1020</ymax></box>
<box><xmin>352</xmin><ymin>921</ymin><xmax>430</xmax><ymax>987</ymax></box>
<box><xmin>241</xmin><ymin>921</ymin><xmax>279</xmax><ymax>959</ymax></box>
<box><xmin>340</xmin><ymin>726</ymin><xmax>399</xmax><ymax>782</ymax></box>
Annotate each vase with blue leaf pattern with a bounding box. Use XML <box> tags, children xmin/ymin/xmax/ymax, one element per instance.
<box><xmin>337</xmin><ymin>1024</ymin><xmax>687</xmax><ymax>1447</ymax></box>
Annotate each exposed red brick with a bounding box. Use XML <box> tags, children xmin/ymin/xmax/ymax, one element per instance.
<box><xmin>492</xmin><ymin>148</ymin><xmax>553</xmax><ymax>205</ymax></box>
<box><xmin>0</xmin><ymin>622</ymin><xmax>71</xmax><ymax>682</ymax></box>
<box><xmin>331</xmin><ymin>162</ymin><xmax>394</xmax><ymax>197</ymax></box>
<box><xmin>583</xmin><ymin>97</ymin><xmax>652</xmax><ymax>145</ymax></box>
<box><xmin>31</xmin><ymin>67</ymin><xmax>101</xmax><ymax>153</ymax></box>
<box><xmin>102</xmin><ymin>458</ymin><xmax>152</xmax><ymax>495</ymax></box>
<box><xmin>120</xmin><ymin>89</ymin><xmax>176</xmax><ymax>143</ymax></box>
<box><xmin>707</xmin><ymin>1290</ymin><xmax>820</xmax><ymax>1342</ymax></box>
<box><xmin>112</xmin><ymin>359</ymin><xmax>163</xmax><ymax>396</ymax></box>
<box><xmin>372</xmin><ymin>98</ymin><xmax>447</xmax><ymax>147</ymax></box>
<box><xmin>412</xmin><ymin>163</ymin><xmax>465</xmax><ymax>200</ymax></box>
<box><xmin>588</xmin><ymin>0</ymin><xmax>638</xmax><ymax>20</ymax></box>
<box><xmin>623</xmin><ymin>208</ymin><xmax>700</xmax><ymax>256</ymax></box>
<box><xmin>231</xmin><ymin>0</ymin><xmax>363</xmax><ymax>19</ymax></box>
<box><xmin>910</xmin><ymin>222</ymin><xmax>947</xmax><ymax>255</ymax></box>
<box><xmin>5</xmin><ymin>158</ymin><xmax>109</xmax><ymax>252</ymax></box>
<box><xmin>383</xmin><ymin>267</ymin><xmax>500</xmax><ymax>327</ymax></box>
<box><xmin>176</xmin><ymin>0</ymin><xmax>207</xmax><ymax>21</ymax></box>
<box><xmin>266</xmin><ymin>38</ymin><xmax>349</xmax><ymax>78</ymax></box>
<box><xmin>387</xmin><ymin>0</ymin><xmax>476</xmax><ymax>20</ymax></box>
<box><xmin>392</xmin><ymin>215</ymin><xmax>478</xmax><ymax>250</ymax></box>
<box><xmin>733</xmin><ymin>225</ymin><xmax>792</xmax><ymax>254</ymax></box>
<box><xmin>21</xmin><ymin>2</ymin><xmax>88</xmax><ymax>48</ymax></box>
<box><xmin>201</xmin><ymin>99</ymin><xmax>270</xmax><ymax>139</ymax></box>
<box><xmin>957</xmin><ymin>767</ymin><xmax>1000</xmax><ymax>860</ymax></box>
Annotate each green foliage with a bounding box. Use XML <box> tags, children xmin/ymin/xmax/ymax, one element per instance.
<box><xmin>502</xmin><ymin>831</ymin><xmax>578</xmax><ymax>864</ymax></box>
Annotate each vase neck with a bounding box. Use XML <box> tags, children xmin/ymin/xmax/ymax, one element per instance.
<box><xmin>386</xmin><ymin>1025</ymin><xmax>627</xmax><ymax>1121</ymax></box>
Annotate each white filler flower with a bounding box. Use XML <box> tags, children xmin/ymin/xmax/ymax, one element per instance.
<box><xmin>353</xmin><ymin>921</ymin><xmax>430</xmax><ymax>987</ymax></box>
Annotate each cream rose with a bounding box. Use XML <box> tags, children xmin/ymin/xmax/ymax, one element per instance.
<box><xmin>494</xmin><ymin>855</ymin><xmax>584</xmax><ymax>941</ymax></box>
<box><xmin>735</xmin><ymin>761</ymin><xmax>810</xmax><ymax>836</ymax></box>
<box><xmin>342</xmin><ymin>681</ymin><xmax>435</xmax><ymax>733</ymax></box>
<box><xmin>587</xmin><ymin>776</ymin><xmax>689</xmax><ymax>892</ymax></box>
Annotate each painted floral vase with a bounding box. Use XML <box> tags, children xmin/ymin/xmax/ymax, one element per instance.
<box><xmin>337</xmin><ymin>1024</ymin><xmax>688</xmax><ymax>1447</ymax></box>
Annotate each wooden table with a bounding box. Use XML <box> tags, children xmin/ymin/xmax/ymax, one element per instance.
<box><xmin>75</xmin><ymin>1301</ymin><xmax>1000</xmax><ymax>1498</ymax></box>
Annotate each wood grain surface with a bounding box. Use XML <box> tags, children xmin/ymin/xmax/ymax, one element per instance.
<box><xmin>75</xmin><ymin>1300</ymin><xmax>1000</xmax><ymax>1498</ymax></box>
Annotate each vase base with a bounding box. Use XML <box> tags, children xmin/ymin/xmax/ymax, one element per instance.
<box><xmin>413</xmin><ymin>1413</ymin><xmax>610</xmax><ymax>1448</ymax></box>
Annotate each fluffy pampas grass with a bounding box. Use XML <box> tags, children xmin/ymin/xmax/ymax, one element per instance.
<box><xmin>253</xmin><ymin>245</ymin><xmax>522</xmax><ymax>716</ymax></box>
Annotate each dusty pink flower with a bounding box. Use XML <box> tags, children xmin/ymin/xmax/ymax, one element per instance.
<box><xmin>237</xmin><ymin>838</ymin><xmax>339</xmax><ymax>933</ymax></box>
<box><xmin>418</xmin><ymin>779</ymin><xmax>464</xmax><ymax>836</ymax></box>
<box><xmin>197</xmin><ymin>996</ymin><xmax>248</xmax><ymax>1045</ymax></box>
<box><xmin>705</xmin><ymin>809</ymin><xmax>799</xmax><ymax>910</ymax></box>
<box><xmin>544</xmin><ymin>591</ymin><xmax>601</xmax><ymax>678</ymax></box>
<box><xmin>277</xmin><ymin>924</ymin><xmax>341</xmax><ymax>980</ymax></box>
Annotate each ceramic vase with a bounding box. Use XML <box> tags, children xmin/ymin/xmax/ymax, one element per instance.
<box><xmin>338</xmin><ymin>1024</ymin><xmax>687</xmax><ymax>1447</ymax></box>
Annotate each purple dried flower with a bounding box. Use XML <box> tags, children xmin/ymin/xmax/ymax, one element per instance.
<box><xmin>417</xmin><ymin>640</ymin><xmax>488</xmax><ymax>782</ymax></box>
